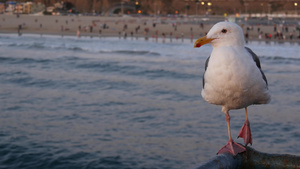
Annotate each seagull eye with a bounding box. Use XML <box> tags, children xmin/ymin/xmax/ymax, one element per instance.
<box><xmin>221</xmin><ymin>29</ymin><xmax>227</xmax><ymax>33</ymax></box>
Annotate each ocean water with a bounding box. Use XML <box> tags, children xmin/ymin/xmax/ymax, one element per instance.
<box><xmin>0</xmin><ymin>34</ymin><xmax>299</xmax><ymax>169</ymax></box>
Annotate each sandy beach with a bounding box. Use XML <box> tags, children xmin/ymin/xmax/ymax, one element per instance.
<box><xmin>0</xmin><ymin>14</ymin><xmax>300</xmax><ymax>42</ymax></box>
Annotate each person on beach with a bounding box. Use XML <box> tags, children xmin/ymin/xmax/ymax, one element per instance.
<box><xmin>90</xmin><ymin>25</ymin><xmax>93</xmax><ymax>33</ymax></box>
<box><xmin>77</xmin><ymin>29</ymin><xmax>80</xmax><ymax>37</ymax></box>
<box><xmin>99</xmin><ymin>29</ymin><xmax>102</xmax><ymax>38</ymax></box>
<box><xmin>162</xmin><ymin>32</ymin><xmax>166</xmax><ymax>43</ymax></box>
<box><xmin>17</xmin><ymin>24</ymin><xmax>22</xmax><ymax>36</ymax></box>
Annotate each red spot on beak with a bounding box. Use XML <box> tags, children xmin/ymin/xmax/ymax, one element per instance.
<box><xmin>196</xmin><ymin>44</ymin><xmax>202</xmax><ymax>48</ymax></box>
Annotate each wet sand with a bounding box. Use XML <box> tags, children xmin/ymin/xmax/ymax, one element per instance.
<box><xmin>0</xmin><ymin>14</ymin><xmax>299</xmax><ymax>42</ymax></box>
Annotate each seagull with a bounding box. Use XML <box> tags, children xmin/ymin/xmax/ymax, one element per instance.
<box><xmin>194</xmin><ymin>22</ymin><xmax>270</xmax><ymax>156</ymax></box>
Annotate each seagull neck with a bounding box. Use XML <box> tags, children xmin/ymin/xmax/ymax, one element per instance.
<box><xmin>211</xmin><ymin>39</ymin><xmax>245</xmax><ymax>48</ymax></box>
<box><xmin>212</xmin><ymin>44</ymin><xmax>244</xmax><ymax>49</ymax></box>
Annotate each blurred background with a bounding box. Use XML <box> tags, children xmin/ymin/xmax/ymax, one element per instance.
<box><xmin>1</xmin><ymin>0</ymin><xmax>299</xmax><ymax>17</ymax></box>
<box><xmin>0</xmin><ymin>1</ymin><xmax>300</xmax><ymax>169</ymax></box>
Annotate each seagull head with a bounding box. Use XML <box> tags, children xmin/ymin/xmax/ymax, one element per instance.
<box><xmin>194</xmin><ymin>21</ymin><xmax>245</xmax><ymax>48</ymax></box>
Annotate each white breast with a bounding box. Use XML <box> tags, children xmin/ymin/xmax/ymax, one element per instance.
<box><xmin>201</xmin><ymin>46</ymin><xmax>270</xmax><ymax>111</ymax></box>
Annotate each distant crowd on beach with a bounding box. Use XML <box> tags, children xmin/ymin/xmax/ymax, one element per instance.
<box><xmin>73</xmin><ymin>19</ymin><xmax>300</xmax><ymax>43</ymax></box>
<box><xmin>75</xmin><ymin>22</ymin><xmax>300</xmax><ymax>44</ymax></box>
<box><xmin>244</xmin><ymin>24</ymin><xmax>300</xmax><ymax>42</ymax></box>
<box><xmin>1</xmin><ymin>14</ymin><xmax>300</xmax><ymax>43</ymax></box>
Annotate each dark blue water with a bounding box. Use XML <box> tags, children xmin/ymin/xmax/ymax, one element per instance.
<box><xmin>0</xmin><ymin>34</ymin><xmax>300</xmax><ymax>169</ymax></box>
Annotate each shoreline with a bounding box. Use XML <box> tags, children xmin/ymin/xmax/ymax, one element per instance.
<box><xmin>1</xmin><ymin>14</ymin><xmax>300</xmax><ymax>43</ymax></box>
<box><xmin>0</xmin><ymin>30</ymin><xmax>300</xmax><ymax>45</ymax></box>
<box><xmin>0</xmin><ymin>31</ymin><xmax>300</xmax><ymax>46</ymax></box>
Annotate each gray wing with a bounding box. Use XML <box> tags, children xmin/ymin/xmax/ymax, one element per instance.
<box><xmin>203</xmin><ymin>56</ymin><xmax>210</xmax><ymax>88</ymax></box>
<box><xmin>245</xmin><ymin>47</ymin><xmax>268</xmax><ymax>87</ymax></box>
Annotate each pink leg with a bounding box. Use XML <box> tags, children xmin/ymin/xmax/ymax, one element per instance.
<box><xmin>217</xmin><ymin>111</ymin><xmax>246</xmax><ymax>156</ymax></box>
<box><xmin>238</xmin><ymin>107</ymin><xmax>252</xmax><ymax>146</ymax></box>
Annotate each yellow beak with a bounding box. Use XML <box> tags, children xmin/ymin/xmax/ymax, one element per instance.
<box><xmin>194</xmin><ymin>36</ymin><xmax>215</xmax><ymax>48</ymax></box>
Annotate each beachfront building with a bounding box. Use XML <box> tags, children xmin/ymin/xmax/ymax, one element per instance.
<box><xmin>5</xmin><ymin>1</ymin><xmax>16</xmax><ymax>14</ymax></box>
<box><xmin>121</xmin><ymin>0</ymin><xmax>300</xmax><ymax>16</ymax></box>
<box><xmin>1</xmin><ymin>1</ymin><xmax>45</xmax><ymax>14</ymax></box>
<box><xmin>33</xmin><ymin>0</ymin><xmax>300</xmax><ymax>16</ymax></box>
<box><xmin>23</xmin><ymin>2</ymin><xmax>45</xmax><ymax>14</ymax></box>
<box><xmin>15</xmin><ymin>3</ymin><xmax>23</xmax><ymax>14</ymax></box>
<box><xmin>23</xmin><ymin>2</ymin><xmax>32</xmax><ymax>14</ymax></box>
<box><xmin>28</xmin><ymin>2</ymin><xmax>45</xmax><ymax>14</ymax></box>
<box><xmin>0</xmin><ymin>3</ymin><xmax>5</xmax><ymax>14</ymax></box>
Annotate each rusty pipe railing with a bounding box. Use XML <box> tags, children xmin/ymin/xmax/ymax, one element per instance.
<box><xmin>194</xmin><ymin>146</ymin><xmax>300</xmax><ymax>169</ymax></box>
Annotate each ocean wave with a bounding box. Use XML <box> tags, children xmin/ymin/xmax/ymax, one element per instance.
<box><xmin>109</xmin><ymin>50</ymin><xmax>161</xmax><ymax>56</ymax></box>
<box><xmin>262</xmin><ymin>56</ymin><xmax>300</xmax><ymax>61</ymax></box>
<box><xmin>0</xmin><ymin>56</ymin><xmax>16</xmax><ymax>62</ymax></box>
<box><xmin>131</xmin><ymin>69</ymin><xmax>198</xmax><ymax>80</ymax></box>
<box><xmin>3</xmin><ymin>41</ymin><xmax>45</xmax><ymax>49</ymax></box>
<box><xmin>2</xmin><ymin>41</ymin><xmax>161</xmax><ymax>57</ymax></box>
<box><xmin>261</xmin><ymin>56</ymin><xmax>300</xmax><ymax>65</ymax></box>
<box><xmin>0</xmin><ymin>70</ymin><xmax>28</xmax><ymax>78</ymax></box>
<box><xmin>76</xmin><ymin>60</ymin><xmax>198</xmax><ymax>81</ymax></box>
<box><xmin>0</xmin><ymin>56</ymin><xmax>53</xmax><ymax>65</ymax></box>
<box><xmin>69</xmin><ymin>48</ymin><xmax>162</xmax><ymax>57</ymax></box>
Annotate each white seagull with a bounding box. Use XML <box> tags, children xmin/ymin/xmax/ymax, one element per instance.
<box><xmin>194</xmin><ymin>22</ymin><xmax>270</xmax><ymax>156</ymax></box>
